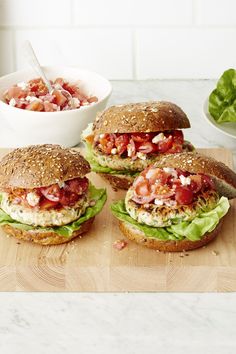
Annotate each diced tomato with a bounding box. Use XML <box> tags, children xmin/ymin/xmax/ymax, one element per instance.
<box><xmin>113</xmin><ymin>239</ymin><xmax>127</xmax><ymax>250</ymax></box>
<box><xmin>65</xmin><ymin>177</ymin><xmax>88</xmax><ymax>195</ymax></box>
<box><xmin>52</xmin><ymin>90</ymin><xmax>68</xmax><ymax>106</ymax></box>
<box><xmin>60</xmin><ymin>190</ymin><xmax>80</xmax><ymax>206</ymax></box>
<box><xmin>189</xmin><ymin>175</ymin><xmax>202</xmax><ymax>193</ymax></box>
<box><xmin>26</xmin><ymin>100</ymin><xmax>44</xmax><ymax>111</ymax></box>
<box><xmin>137</xmin><ymin>141</ymin><xmax>155</xmax><ymax>154</ymax></box>
<box><xmin>44</xmin><ymin>102</ymin><xmax>55</xmax><ymax>112</ymax></box>
<box><xmin>115</xmin><ymin>134</ymin><xmax>129</xmax><ymax>155</ymax></box>
<box><xmin>157</xmin><ymin>136</ymin><xmax>173</xmax><ymax>153</ymax></box>
<box><xmin>40</xmin><ymin>184</ymin><xmax>61</xmax><ymax>202</ymax></box>
<box><xmin>200</xmin><ymin>174</ymin><xmax>215</xmax><ymax>190</ymax></box>
<box><xmin>175</xmin><ymin>169</ymin><xmax>189</xmax><ymax>177</ymax></box>
<box><xmin>54</xmin><ymin>77</ymin><xmax>65</xmax><ymax>86</ymax></box>
<box><xmin>99</xmin><ymin>134</ymin><xmax>115</xmax><ymax>154</ymax></box>
<box><xmin>131</xmin><ymin>133</ymin><xmax>151</xmax><ymax>142</ymax></box>
<box><xmin>145</xmin><ymin>168</ymin><xmax>169</xmax><ymax>185</ymax></box>
<box><xmin>175</xmin><ymin>186</ymin><xmax>193</xmax><ymax>205</ymax></box>
<box><xmin>40</xmin><ymin>198</ymin><xmax>59</xmax><ymax>210</ymax></box>
<box><xmin>7</xmin><ymin>87</ymin><xmax>24</xmax><ymax>100</ymax></box>
<box><xmin>62</xmin><ymin>83</ymin><xmax>76</xmax><ymax>95</ymax></box>
<box><xmin>172</xmin><ymin>130</ymin><xmax>184</xmax><ymax>145</ymax></box>
<box><xmin>134</xmin><ymin>178</ymin><xmax>150</xmax><ymax>196</ymax></box>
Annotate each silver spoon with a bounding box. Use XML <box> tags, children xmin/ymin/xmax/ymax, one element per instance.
<box><xmin>23</xmin><ymin>40</ymin><xmax>74</xmax><ymax>108</ymax></box>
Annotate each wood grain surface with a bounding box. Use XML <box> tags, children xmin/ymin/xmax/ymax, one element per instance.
<box><xmin>0</xmin><ymin>148</ymin><xmax>235</xmax><ymax>292</ymax></box>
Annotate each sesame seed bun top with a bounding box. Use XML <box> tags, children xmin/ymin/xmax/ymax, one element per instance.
<box><xmin>0</xmin><ymin>144</ymin><xmax>90</xmax><ymax>189</ymax></box>
<box><xmin>93</xmin><ymin>101</ymin><xmax>190</xmax><ymax>134</ymax></box>
<box><xmin>155</xmin><ymin>152</ymin><xmax>236</xmax><ymax>199</ymax></box>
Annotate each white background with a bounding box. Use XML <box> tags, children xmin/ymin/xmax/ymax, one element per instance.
<box><xmin>0</xmin><ymin>0</ymin><xmax>236</xmax><ymax>79</ymax></box>
<box><xmin>1</xmin><ymin>2</ymin><xmax>236</xmax><ymax>353</ymax></box>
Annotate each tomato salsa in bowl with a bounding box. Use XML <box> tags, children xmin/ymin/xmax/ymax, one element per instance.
<box><xmin>0</xmin><ymin>66</ymin><xmax>112</xmax><ymax>147</ymax></box>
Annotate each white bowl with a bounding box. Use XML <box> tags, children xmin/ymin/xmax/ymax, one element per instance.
<box><xmin>0</xmin><ymin>66</ymin><xmax>112</xmax><ymax>147</ymax></box>
<box><xmin>203</xmin><ymin>98</ymin><xmax>236</xmax><ymax>139</ymax></box>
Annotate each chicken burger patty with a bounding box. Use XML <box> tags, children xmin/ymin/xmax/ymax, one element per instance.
<box><xmin>125</xmin><ymin>166</ymin><xmax>219</xmax><ymax>227</ymax></box>
<box><xmin>0</xmin><ymin>192</ymin><xmax>89</xmax><ymax>227</ymax></box>
<box><xmin>125</xmin><ymin>188</ymin><xmax>219</xmax><ymax>228</ymax></box>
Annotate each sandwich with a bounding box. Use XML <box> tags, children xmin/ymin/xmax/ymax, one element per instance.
<box><xmin>83</xmin><ymin>101</ymin><xmax>194</xmax><ymax>190</ymax></box>
<box><xmin>111</xmin><ymin>152</ymin><xmax>236</xmax><ymax>251</ymax></box>
<box><xmin>0</xmin><ymin>144</ymin><xmax>106</xmax><ymax>245</ymax></box>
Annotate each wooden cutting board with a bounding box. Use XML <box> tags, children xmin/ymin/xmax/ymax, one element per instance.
<box><xmin>0</xmin><ymin>148</ymin><xmax>235</xmax><ymax>292</ymax></box>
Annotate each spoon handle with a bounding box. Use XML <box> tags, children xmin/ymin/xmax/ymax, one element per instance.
<box><xmin>23</xmin><ymin>40</ymin><xmax>53</xmax><ymax>93</ymax></box>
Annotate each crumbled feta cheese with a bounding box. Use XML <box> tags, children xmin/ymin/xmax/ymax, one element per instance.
<box><xmin>26</xmin><ymin>192</ymin><xmax>40</xmax><ymax>207</ymax></box>
<box><xmin>127</xmin><ymin>145</ymin><xmax>132</xmax><ymax>157</ymax></box>
<box><xmin>100</xmin><ymin>134</ymin><xmax>105</xmax><ymax>138</ymax></box>
<box><xmin>26</xmin><ymin>96</ymin><xmax>38</xmax><ymax>103</ymax></box>
<box><xmin>72</xmin><ymin>97</ymin><xmax>80</xmax><ymax>108</ymax></box>
<box><xmin>152</xmin><ymin>133</ymin><xmax>165</xmax><ymax>144</ymax></box>
<box><xmin>163</xmin><ymin>167</ymin><xmax>178</xmax><ymax>178</ymax></box>
<box><xmin>17</xmin><ymin>81</ymin><xmax>27</xmax><ymax>90</ymax></box>
<box><xmin>9</xmin><ymin>98</ymin><xmax>16</xmax><ymax>107</ymax></box>
<box><xmin>180</xmin><ymin>175</ymin><xmax>191</xmax><ymax>186</ymax></box>
<box><xmin>137</xmin><ymin>152</ymin><xmax>146</xmax><ymax>160</ymax></box>
<box><xmin>154</xmin><ymin>199</ymin><xmax>164</xmax><ymax>206</ymax></box>
<box><xmin>111</xmin><ymin>148</ymin><xmax>117</xmax><ymax>155</ymax></box>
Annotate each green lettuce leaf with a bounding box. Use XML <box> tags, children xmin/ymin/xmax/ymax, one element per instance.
<box><xmin>111</xmin><ymin>196</ymin><xmax>230</xmax><ymax>241</ymax></box>
<box><xmin>209</xmin><ymin>68</ymin><xmax>236</xmax><ymax>123</ymax></box>
<box><xmin>0</xmin><ymin>184</ymin><xmax>107</xmax><ymax>237</ymax></box>
<box><xmin>84</xmin><ymin>141</ymin><xmax>139</xmax><ymax>177</ymax></box>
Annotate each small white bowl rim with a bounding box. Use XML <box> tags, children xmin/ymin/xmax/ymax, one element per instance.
<box><xmin>203</xmin><ymin>98</ymin><xmax>236</xmax><ymax>139</ymax></box>
<box><xmin>0</xmin><ymin>65</ymin><xmax>112</xmax><ymax>115</ymax></box>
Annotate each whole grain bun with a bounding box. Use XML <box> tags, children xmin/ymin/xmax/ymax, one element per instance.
<box><xmin>119</xmin><ymin>219</ymin><xmax>223</xmax><ymax>252</ymax></box>
<box><xmin>99</xmin><ymin>173</ymin><xmax>134</xmax><ymax>190</ymax></box>
<box><xmin>1</xmin><ymin>217</ymin><xmax>94</xmax><ymax>246</ymax></box>
<box><xmin>93</xmin><ymin>101</ymin><xmax>190</xmax><ymax>134</ymax></box>
<box><xmin>155</xmin><ymin>152</ymin><xmax>236</xmax><ymax>199</ymax></box>
<box><xmin>0</xmin><ymin>144</ymin><xmax>90</xmax><ymax>189</ymax></box>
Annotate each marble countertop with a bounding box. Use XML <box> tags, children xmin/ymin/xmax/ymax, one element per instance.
<box><xmin>0</xmin><ymin>80</ymin><xmax>236</xmax><ymax>354</ymax></box>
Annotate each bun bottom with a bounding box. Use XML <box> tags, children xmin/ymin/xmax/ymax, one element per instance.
<box><xmin>99</xmin><ymin>173</ymin><xmax>134</xmax><ymax>190</ymax></box>
<box><xmin>119</xmin><ymin>219</ymin><xmax>223</xmax><ymax>252</ymax></box>
<box><xmin>1</xmin><ymin>217</ymin><xmax>95</xmax><ymax>246</ymax></box>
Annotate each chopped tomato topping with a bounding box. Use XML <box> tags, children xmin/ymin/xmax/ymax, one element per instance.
<box><xmin>134</xmin><ymin>179</ymin><xmax>150</xmax><ymax>196</ymax></box>
<box><xmin>40</xmin><ymin>184</ymin><xmax>61</xmax><ymax>202</ymax></box>
<box><xmin>115</xmin><ymin>134</ymin><xmax>129</xmax><ymax>155</ymax></box>
<box><xmin>7</xmin><ymin>177</ymin><xmax>89</xmax><ymax>210</ymax></box>
<box><xmin>95</xmin><ymin>130</ymin><xmax>185</xmax><ymax>158</ymax></box>
<box><xmin>131</xmin><ymin>133</ymin><xmax>151</xmax><ymax>142</ymax></box>
<box><xmin>175</xmin><ymin>186</ymin><xmax>193</xmax><ymax>205</ymax></box>
<box><xmin>157</xmin><ymin>136</ymin><xmax>173</xmax><ymax>153</ymax></box>
<box><xmin>132</xmin><ymin>166</ymin><xmax>215</xmax><ymax>206</ymax></box>
<box><xmin>4</xmin><ymin>77</ymin><xmax>98</xmax><ymax>112</ymax></box>
<box><xmin>26</xmin><ymin>100</ymin><xmax>44</xmax><ymax>112</ymax></box>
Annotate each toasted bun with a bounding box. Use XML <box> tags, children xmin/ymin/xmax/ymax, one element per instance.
<box><xmin>93</xmin><ymin>101</ymin><xmax>190</xmax><ymax>134</ymax></box>
<box><xmin>119</xmin><ymin>219</ymin><xmax>223</xmax><ymax>252</ymax></box>
<box><xmin>99</xmin><ymin>173</ymin><xmax>134</xmax><ymax>190</ymax></box>
<box><xmin>1</xmin><ymin>217</ymin><xmax>94</xmax><ymax>246</ymax></box>
<box><xmin>0</xmin><ymin>144</ymin><xmax>90</xmax><ymax>189</ymax></box>
<box><xmin>155</xmin><ymin>152</ymin><xmax>236</xmax><ymax>199</ymax></box>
